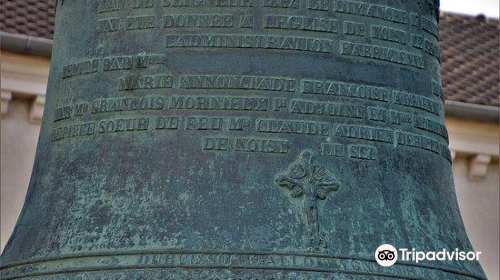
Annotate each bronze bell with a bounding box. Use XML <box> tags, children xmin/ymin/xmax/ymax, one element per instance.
<box><xmin>1</xmin><ymin>0</ymin><xmax>486</xmax><ymax>279</ymax></box>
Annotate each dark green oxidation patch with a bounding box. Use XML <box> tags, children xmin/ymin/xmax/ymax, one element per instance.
<box><xmin>0</xmin><ymin>0</ymin><xmax>486</xmax><ymax>279</ymax></box>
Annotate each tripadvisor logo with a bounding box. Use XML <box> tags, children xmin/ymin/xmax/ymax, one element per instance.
<box><xmin>375</xmin><ymin>244</ymin><xmax>398</xmax><ymax>267</ymax></box>
<box><xmin>375</xmin><ymin>244</ymin><xmax>482</xmax><ymax>267</ymax></box>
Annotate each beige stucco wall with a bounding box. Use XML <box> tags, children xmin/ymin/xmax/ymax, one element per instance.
<box><xmin>1</xmin><ymin>52</ymin><xmax>499</xmax><ymax>279</ymax></box>
<box><xmin>454</xmin><ymin>158</ymin><xmax>500</xmax><ymax>280</ymax></box>
<box><xmin>1</xmin><ymin>52</ymin><xmax>49</xmax><ymax>250</ymax></box>
<box><xmin>1</xmin><ymin>99</ymin><xmax>41</xmax><ymax>250</ymax></box>
<box><xmin>445</xmin><ymin>117</ymin><xmax>500</xmax><ymax>279</ymax></box>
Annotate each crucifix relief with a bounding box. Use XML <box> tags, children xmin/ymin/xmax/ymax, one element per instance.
<box><xmin>275</xmin><ymin>150</ymin><xmax>340</xmax><ymax>251</ymax></box>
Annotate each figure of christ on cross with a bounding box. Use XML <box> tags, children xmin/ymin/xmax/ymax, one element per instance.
<box><xmin>275</xmin><ymin>150</ymin><xmax>340</xmax><ymax>251</ymax></box>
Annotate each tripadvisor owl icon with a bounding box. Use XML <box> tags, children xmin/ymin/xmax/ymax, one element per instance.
<box><xmin>376</xmin><ymin>244</ymin><xmax>398</xmax><ymax>267</ymax></box>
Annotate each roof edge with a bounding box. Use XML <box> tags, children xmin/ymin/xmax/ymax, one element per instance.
<box><xmin>0</xmin><ymin>31</ymin><xmax>53</xmax><ymax>57</ymax></box>
<box><xmin>445</xmin><ymin>101</ymin><xmax>499</xmax><ymax>123</ymax></box>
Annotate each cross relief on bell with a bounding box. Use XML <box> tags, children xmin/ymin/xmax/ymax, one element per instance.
<box><xmin>275</xmin><ymin>150</ymin><xmax>341</xmax><ymax>251</ymax></box>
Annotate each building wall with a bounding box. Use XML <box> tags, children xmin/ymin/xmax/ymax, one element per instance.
<box><xmin>454</xmin><ymin>158</ymin><xmax>499</xmax><ymax>280</ymax></box>
<box><xmin>446</xmin><ymin>117</ymin><xmax>500</xmax><ymax>280</ymax></box>
<box><xmin>1</xmin><ymin>52</ymin><xmax>499</xmax><ymax>279</ymax></box>
<box><xmin>1</xmin><ymin>99</ymin><xmax>41</xmax><ymax>250</ymax></box>
<box><xmin>1</xmin><ymin>51</ymin><xmax>49</xmax><ymax>250</ymax></box>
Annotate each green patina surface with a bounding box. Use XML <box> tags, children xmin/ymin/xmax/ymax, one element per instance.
<box><xmin>0</xmin><ymin>0</ymin><xmax>486</xmax><ymax>279</ymax></box>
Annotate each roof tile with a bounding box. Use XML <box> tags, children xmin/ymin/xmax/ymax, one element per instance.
<box><xmin>440</xmin><ymin>13</ymin><xmax>499</xmax><ymax>107</ymax></box>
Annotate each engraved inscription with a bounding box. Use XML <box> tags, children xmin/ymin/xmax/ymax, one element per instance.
<box><xmin>234</xmin><ymin>137</ymin><xmax>291</xmax><ymax>153</ymax></box>
<box><xmin>118</xmin><ymin>74</ymin><xmax>173</xmax><ymax>91</ymax></box>
<box><xmin>62</xmin><ymin>55</ymin><xmax>168</xmax><ymax>79</ymax></box>
<box><xmin>413</xmin><ymin>116</ymin><xmax>448</xmax><ymax>141</ymax></box>
<box><xmin>289</xmin><ymin>99</ymin><xmax>365</xmax><ymax>119</ymax></box>
<box><xmin>302</xmin><ymin>79</ymin><xmax>390</xmax><ymax>102</ymax></box>
<box><xmin>186</xmin><ymin>116</ymin><xmax>223</xmax><ymax>130</ymax></box>
<box><xmin>348</xmin><ymin>144</ymin><xmax>377</xmax><ymax>160</ymax></box>
<box><xmin>165</xmin><ymin>34</ymin><xmax>335</xmax><ymax>53</ymax></box>
<box><xmin>203</xmin><ymin>137</ymin><xmax>291</xmax><ymax>154</ymax></box>
<box><xmin>263</xmin><ymin>0</ymin><xmax>299</xmax><ymax>9</ymax></box>
<box><xmin>393</xmin><ymin>90</ymin><xmax>439</xmax><ymax>115</ymax></box>
<box><xmin>98</xmin><ymin>0</ymin><xmax>154</xmax><ymax>13</ymax></box>
<box><xmin>54</xmin><ymin>105</ymin><xmax>73</xmax><ymax>121</ymax></box>
<box><xmin>52</xmin><ymin>69</ymin><xmax>449</xmax><ymax>161</ymax></box>
<box><xmin>63</xmin><ymin>59</ymin><xmax>99</xmax><ymax>78</ymax></box>
<box><xmin>396</xmin><ymin>131</ymin><xmax>451</xmax><ymax>161</ymax></box>
<box><xmin>55</xmin><ymin>0</ymin><xmax>450</xmax><ymax>164</ymax></box>
<box><xmin>343</xmin><ymin>21</ymin><xmax>366</xmax><ymax>37</ymax></box>
<box><xmin>371</xmin><ymin>24</ymin><xmax>408</xmax><ymax>45</ymax></box>
<box><xmin>179</xmin><ymin>75</ymin><xmax>296</xmax><ymax>92</ymax></box>
<box><xmin>90</xmin><ymin>97</ymin><xmax>165</xmax><ymax>113</ymax></box>
<box><xmin>155</xmin><ymin>116</ymin><xmax>181</xmax><ymax>130</ymax></box>
<box><xmin>94</xmin><ymin>0</ymin><xmax>441</xmax><ymax>66</ymax></box>
<box><xmin>202</xmin><ymin>137</ymin><xmax>230</xmax><ymax>151</ymax></box>
<box><xmin>306</xmin><ymin>0</ymin><xmax>328</xmax><ymax>11</ymax></box>
<box><xmin>168</xmin><ymin>95</ymin><xmax>270</xmax><ymax>111</ymax></box>
<box><xmin>321</xmin><ymin>142</ymin><xmax>345</xmax><ymax>157</ymax></box>
<box><xmin>162</xmin><ymin>0</ymin><xmax>253</xmax><ymax>7</ymax></box>
<box><xmin>334</xmin><ymin>125</ymin><xmax>393</xmax><ymax>144</ymax></box>
<box><xmin>162</xmin><ymin>14</ymin><xmax>235</xmax><ymax>28</ymax></box>
<box><xmin>51</xmin><ymin>122</ymin><xmax>96</xmax><ymax>141</ymax></box>
<box><xmin>340</xmin><ymin>41</ymin><xmax>424</xmax><ymax>69</ymax></box>
<box><xmin>264</xmin><ymin>15</ymin><xmax>339</xmax><ymax>34</ymax></box>
<box><xmin>333</xmin><ymin>0</ymin><xmax>409</xmax><ymax>24</ymax></box>
<box><xmin>256</xmin><ymin>119</ymin><xmax>330</xmax><ymax>136</ymax></box>
<box><xmin>98</xmin><ymin>117</ymin><xmax>150</xmax><ymax>133</ymax></box>
<box><xmin>2</xmin><ymin>251</ymin><xmax>478</xmax><ymax>280</ymax></box>
<box><xmin>51</xmin><ymin>82</ymin><xmax>450</xmax><ymax>161</ymax></box>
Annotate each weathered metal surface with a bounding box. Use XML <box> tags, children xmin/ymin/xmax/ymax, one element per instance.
<box><xmin>0</xmin><ymin>0</ymin><xmax>486</xmax><ymax>279</ymax></box>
